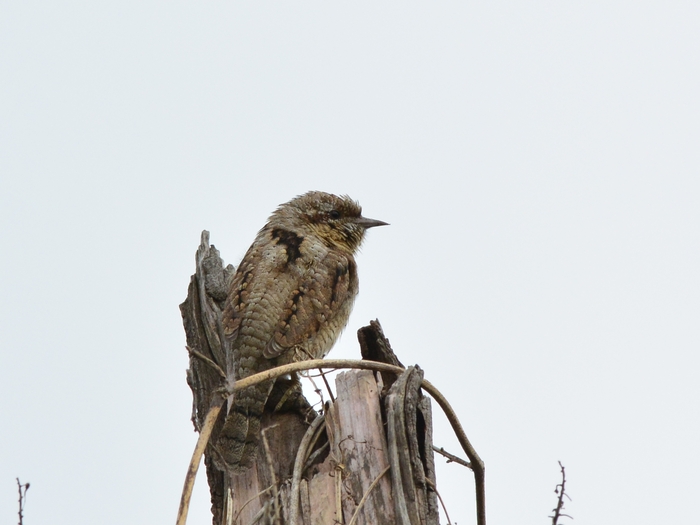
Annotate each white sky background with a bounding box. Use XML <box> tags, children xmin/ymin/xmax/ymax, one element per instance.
<box><xmin>1</xmin><ymin>2</ymin><xmax>699</xmax><ymax>524</ymax></box>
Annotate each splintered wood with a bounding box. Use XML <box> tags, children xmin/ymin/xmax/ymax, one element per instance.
<box><xmin>322</xmin><ymin>370</ymin><xmax>395</xmax><ymax>525</ymax></box>
<box><xmin>223</xmin><ymin>368</ymin><xmax>437</xmax><ymax>525</ymax></box>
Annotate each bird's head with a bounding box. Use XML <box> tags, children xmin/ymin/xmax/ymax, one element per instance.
<box><xmin>269</xmin><ymin>191</ymin><xmax>387</xmax><ymax>254</ymax></box>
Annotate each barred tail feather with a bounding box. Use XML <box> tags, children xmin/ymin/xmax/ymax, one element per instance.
<box><xmin>216</xmin><ymin>379</ymin><xmax>274</xmax><ymax>471</ymax></box>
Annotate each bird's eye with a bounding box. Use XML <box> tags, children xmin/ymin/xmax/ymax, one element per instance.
<box><xmin>329</xmin><ymin>210</ymin><xmax>341</xmax><ymax>220</ymax></box>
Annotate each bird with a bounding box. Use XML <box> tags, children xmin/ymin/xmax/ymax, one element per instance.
<box><xmin>216</xmin><ymin>191</ymin><xmax>387</xmax><ymax>471</ymax></box>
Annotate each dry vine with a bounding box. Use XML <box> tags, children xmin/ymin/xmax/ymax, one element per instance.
<box><xmin>177</xmin><ymin>358</ymin><xmax>485</xmax><ymax>525</ymax></box>
<box><xmin>289</xmin><ymin>413</ymin><xmax>326</xmax><ymax>525</ymax></box>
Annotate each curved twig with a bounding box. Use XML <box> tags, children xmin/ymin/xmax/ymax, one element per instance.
<box><xmin>347</xmin><ymin>466</ymin><xmax>391</xmax><ymax>525</ymax></box>
<box><xmin>261</xmin><ymin>426</ymin><xmax>281</xmax><ymax>525</ymax></box>
<box><xmin>231</xmin><ymin>359</ymin><xmax>403</xmax><ymax>392</ymax></box>
<box><xmin>232</xmin><ymin>485</ymin><xmax>275</xmax><ymax>525</ymax></box>
<box><xmin>421</xmin><ymin>375</ymin><xmax>485</xmax><ymax>525</ymax></box>
<box><xmin>289</xmin><ymin>413</ymin><xmax>326</xmax><ymax>525</ymax></box>
<box><xmin>177</xmin><ymin>358</ymin><xmax>485</xmax><ymax>525</ymax></box>
<box><xmin>176</xmin><ymin>395</ymin><xmax>225</xmax><ymax>525</ymax></box>
<box><xmin>426</xmin><ymin>478</ymin><xmax>453</xmax><ymax>525</ymax></box>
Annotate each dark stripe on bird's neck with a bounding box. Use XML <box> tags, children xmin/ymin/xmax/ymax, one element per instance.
<box><xmin>271</xmin><ymin>228</ymin><xmax>303</xmax><ymax>262</ymax></box>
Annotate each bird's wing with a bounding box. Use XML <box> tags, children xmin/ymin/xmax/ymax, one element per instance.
<box><xmin>263</xmin><ymin>250</ymin><xmax>356</xmax><ymax>358</ymax></box>
<box><xmin>221</xmin><ymin>237</ymin><xmax>287</xmax><ymax>344</ymax></box>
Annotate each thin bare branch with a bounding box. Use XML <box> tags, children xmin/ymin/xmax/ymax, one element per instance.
<box><xmin>426</xmin><ymin>478</ymin><xmax>453</xmax><ymax>525</ymax></box>
<box><xmin>232</xmin><ymin>485</ymin><xmax>275</xmax><ymax>525</ymax></box>
<box><xmin>347</xmin><ymin>466</ymin><xmax>391</xmax><ymax>525</ymax></box>
<box><xmin>290</xmin><ymin>414</ymin><xmax>327</xmax><ymax>525</ymax></box>
<box><xmin>16</xmin><ymin>478</ymin><xmax>30</xmax><ymax>525</ymax></box>
<box><xmin>549</xmin><ymin>461</ymin><xmax>572</xmax><ymax>525</ymax></box>
<box><xmin>433</xmin><ymin>446</ymin><xmax>472</xmax><ymax>469</ymax></box>
<box><xmin>176</xmin><ymin>395</ymin><xmax>225</xmax><ymax>525</ymax></box>
<box><xmin>261</xmin><ymin>425</ymin><xmax>281</xmax><ymax>525</ymax></box>
<box><xmin>186</xmin><ymin>346</ymin><xmax>226</xmax><ymax>380</ymax></box>
<box><xmin>319</xmin><ymin>369</ymin><xmax>335</xmax><ymax>403</ymax></box>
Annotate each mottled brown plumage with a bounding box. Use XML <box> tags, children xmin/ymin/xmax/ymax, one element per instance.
<box><xmin>216</xmin><ymin>191</ymin><xmax>387</xmax><ymax>471</ymax></box>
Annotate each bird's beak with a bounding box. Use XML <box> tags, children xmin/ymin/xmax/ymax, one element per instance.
<box><xmin>354</xmin><ymin>216</ymin><xmax>389</xmax><ymax>229</ymax></box>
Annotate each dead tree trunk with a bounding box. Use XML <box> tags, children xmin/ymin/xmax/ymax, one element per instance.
<box><xmin>180</xmin><ymin>232</ymin><xmax>460</xmax><ymax>525</ymax></box>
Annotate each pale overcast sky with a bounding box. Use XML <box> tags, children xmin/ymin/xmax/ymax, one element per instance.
<box><xmin>1</xmin><ymin>2</ymin><xmax>699</xmax><ymax>524</ymax></box>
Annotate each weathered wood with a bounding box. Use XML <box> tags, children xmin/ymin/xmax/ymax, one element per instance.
<box><xmin>357</xmin><ymin>321</ymin><xmax>439</xmax><ymax>524</ymax></box>
<box><xmin>180</xmin><ymin>231</ymin><xmax>234</xmax><ymax>523</ymax></box>
<box><xmin>385</xmin><ymin>367</ymin><xmax>439</xmax><ymax>525</ymax></box>
<box><xmin>330</xmin><ymin>370</ymin><xmax>396</xmax><ymax>524</ymax></box>
<box><xmin>227</xmin><ymin>411</ymin><xmax>310</xmax><ymax>524</ymax></box>
<box><xmin>358</xmin><ymin>320</ymin><xmax>404</xmax><ymax>392</ymax></box>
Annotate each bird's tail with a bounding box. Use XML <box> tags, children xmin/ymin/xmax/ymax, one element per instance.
<box><xmin>215</xmin><ymin>375</ymin><xmax>313</xmax><ymax>471</ymax></box>
<box><xmin>216</xmin><ymin>379</ymin><xmax>274</xmax><ymax>471</ymax></box>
